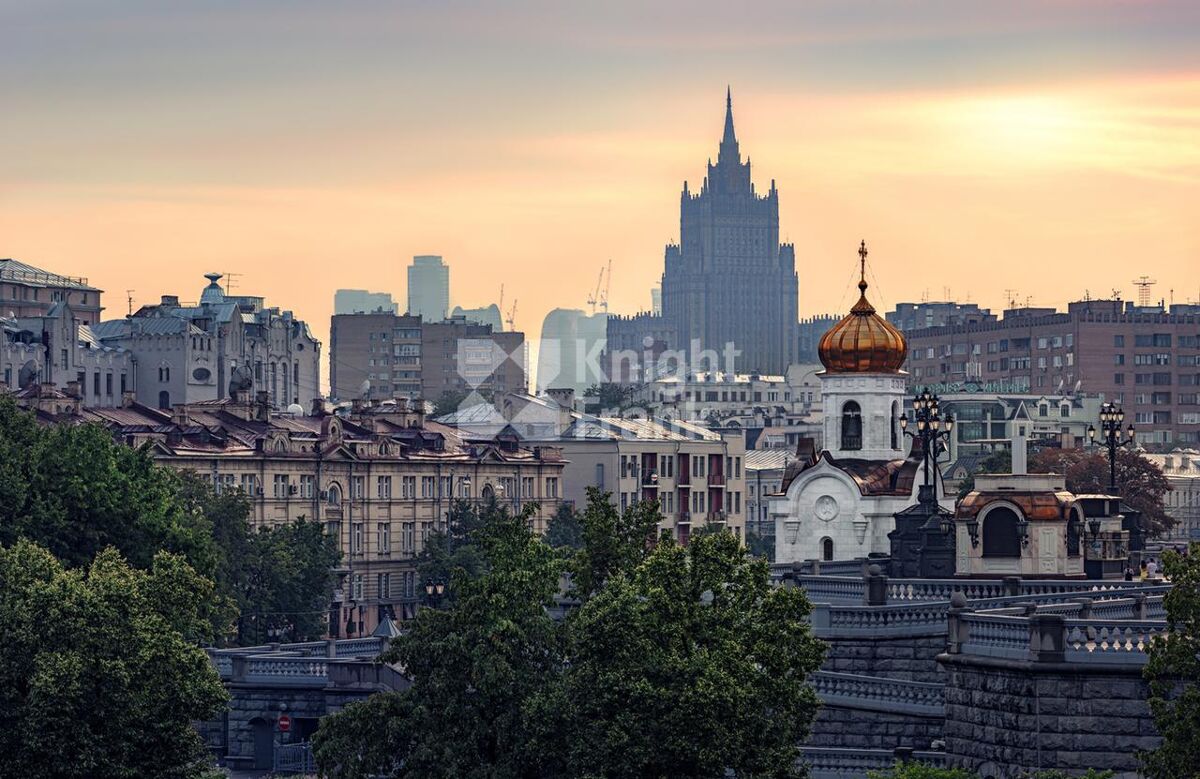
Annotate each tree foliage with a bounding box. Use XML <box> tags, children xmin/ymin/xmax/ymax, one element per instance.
<box><xmin>314</xmin><ymin>489</ymin><xmax>827</xmax><ymax>778</ymax></box>
<box><xmin>956</xmin><ymin>449</ymin><xmax>1012</xmax><ymax>498</ymax></box>
<box><xmin>0</xmin><ymin>396</ymin><xmax>217</xmax><ymax>574</ymax></box>
<box><xmin>543</xmin><ymin>502</ymin><xmax>584</xmax><ymax>550</ymax></box>
<box><xmin>1030</xmin><ymin>448</ymin><xmax>1174</xmax><ymax>536</ymax></box>
<box><xmin>0</xmin><ymin>540</ymin><xmax>228</xmax><ymax>778</ymax></box>
<box><xmin>1143</xmin><ymin>543</ymin><xmax>1200</xmax><ymax>778</ymax></box>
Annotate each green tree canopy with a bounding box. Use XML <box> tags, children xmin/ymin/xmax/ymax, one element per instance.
<box><xmin>1143</xmin><ymin>543</ymin><xmax>1200</xmax><ymax>778</ymax></box>
<box><xmin>314</xmin><ymin>489</ymin><xmax>827</xmax><ymax>778</ymax></box>
<box><xmin>0</xmin><ymin>540</ymin><xmax>228</xmax><ymax>778</ymax></box>
<box><xmin>543</xmin><ymin>501</ymin><xmax>584</xmax><ymax>550</ymax></box>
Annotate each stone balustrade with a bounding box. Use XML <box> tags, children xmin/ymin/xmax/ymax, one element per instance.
<box><xmin>950</xmin><ymin>604</ymin><xmax>1167</xmax><ymax>665</ymax></box>
<box><xmin>811</xmin><ymin>671</ymin><xmax>944</xmax><ymax>717</ymax></box>
<box><xmin>798</xmin><ymin>575</ymin><xmax>867</xmax><ymax>604</ymax></box>
<box><xmin>801</xmin><ymin>746</ymin><xmax>948</xmax><ymax>778</ymax></box>
<box><xmin>1064</xmin><ymin>619</ymin><xmax>1166</xmax><ymax>662</ymax></box>
<box><xmin>242</xmin><ymin>657</ymin><xmax>330</xmax><ymax>685</ymax></box>
<box><xmin>812</xmin><ymin>601</ymin><xmax>950</xmax><ymax>638</ymax></box>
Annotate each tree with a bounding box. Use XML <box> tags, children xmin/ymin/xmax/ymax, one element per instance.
<box><xmin>0</xmin><ymin>397</ymin><xmax>217</xmax><ymax>575</ymax></box>
<box><xmin>314</xmin><ymin>504</ymin><xmax>562</xmax><ymax>778</ymax></box>
<box><xmin>235</xmin><ymin>517</ymin><xmax>342</xmax><ymax>644</ymax></box>
<box><xmin>1143</xmin><ymin>543</ymin><xmax>1200</xmax><ymax>778</ymax></box>
<box><xmin>314</xmin><ymin>490</ymin><xmax>828</xmax><ymax>778</ymax></box>
<box><xmin>543</xmin><ymin>502</ymin><xmax>583</xmax><ymax>550</ymax></box>
<box><xmin>0</xmin><ymin>540</ymin><xmax>228</xmax><ymax>778</ymax></box>
<box><xmin>570</xmin><ymin>487</ymin><xmax>660</xmax><ymax>597</ymax></box>
<box><xmin>1030</xmin><ymin>448</ymin><xmax>1174</xmax><ymax>536</ymax></box>
<box><xmin>431</xmin><ymin>389</ymin><xmax>476</xmax><ymax>417</ymax></box>
<box><xmin>417</xmin><ymin>497</ymin><xmax>502</xmax><ymax>591</ymax></box>
<box><xmin>543</xmin><ymin>530</ymin><xmax>826</xmax><ymax>778</ymax></box>
<box><xmin>584</xmin><ymin>382</ymin><xmax>635</xmax><ymax>413</ymax></box>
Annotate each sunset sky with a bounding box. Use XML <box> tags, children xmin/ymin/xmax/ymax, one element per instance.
<box><xmin>3</xmin><ymin>1</ymin><xmax>1199</xmax><ymax>385</ymax></box>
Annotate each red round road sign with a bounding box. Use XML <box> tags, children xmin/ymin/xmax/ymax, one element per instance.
<box><xmin>278</xmin><ymin>714</ymin><xmax>291</xmax><ymax>732</ymax></box>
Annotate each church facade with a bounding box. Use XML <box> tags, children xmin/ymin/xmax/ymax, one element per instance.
<box><xmin>770</xmin><ymin>245</ymin><xmax>954</xmax><ymax>563</ymax></box>
<box><xmin>660</xmin><ymin>90</ymin><xmax>799</xmax><ymax>375</ymax></box>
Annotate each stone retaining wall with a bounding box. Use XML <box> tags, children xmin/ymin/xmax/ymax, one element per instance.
<box><xmin>822</xmin><ymin>633</ymin><xmax>948</xmax><ymax>683</ymax></box>
<box><xmin>940</xmin><ymin>655</ymin><xmax>1159</xmax><ymax>778</ymax></box>
<box><xmin>809</xmin><ymin>704</ymin><xmax>943</xmax><ymax>751</ymax></box>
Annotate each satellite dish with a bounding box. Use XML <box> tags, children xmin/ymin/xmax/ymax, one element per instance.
<box><xmin>229</xmin><ymin>365</ymin><xmax>253</xmax><ymax>394</ymax></box>
<box><xmin>286</xmin><ymin>403</ymin><xmax>305</xmax><ymax>416</ymax></box>
<box><xmin>359</xmin><ymin>379</ymin><xmax>371</xmax><ymax>398</ymax></box>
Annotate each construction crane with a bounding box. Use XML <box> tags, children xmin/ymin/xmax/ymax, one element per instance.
<box><xmin>600</xmin><ymin>258</ymin><xmax>611</xmax><ymax>314</ymax></box>
<box><xmin>505</xmin><ymin>298</ymin><xmax>518</xmax><ymax>331</ymax></box>
<box><xmin>1132</xmin><ymin>276</ymin><xmax>1157</xmax><ymax>308</ymax></box>
<box><xmin>586</xmin><ymin>265</ymin><xmax>605</xmax><ymax>315</ymax></box>
<box><xmin>498</xmin><ymin>283</ymin><xmax>504</xmax><ymax>316</ymax></box>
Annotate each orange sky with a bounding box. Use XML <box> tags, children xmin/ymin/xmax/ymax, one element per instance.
<box><xmin>2</xmin><ymin>2</ymin><xmax>1198</xmax><ymax>388</ymax></box>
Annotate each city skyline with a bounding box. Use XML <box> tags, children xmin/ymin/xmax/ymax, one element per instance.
<box><xmin>3</xmin><ymin>1</ymin><xmax>1199</xmax><ymax>360</ymax></box>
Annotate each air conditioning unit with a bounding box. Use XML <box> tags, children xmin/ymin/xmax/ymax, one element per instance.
<box><xmin>289</xmin><ymin>485</ymin><xmax>298</xmax><ymax>496</ymax></box>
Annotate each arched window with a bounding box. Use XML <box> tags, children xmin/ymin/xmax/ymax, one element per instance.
<box><xmin>158</xmin><ymin>390</ymin><xmax>170</xmax><ymax>409</ymax></box>
<box><xmin>982</xmin><ymin>507</ymin><xmax>1023</xmax><ymax>558</ymax></box>
<box><xmin>821</xmin><ymin>537</ymin><xmax>835</xmax><ymax>561</ymax></box>
<box><xmin>841</xmin><ymin>401</ymin><xmax>863</xmax><ymax>451</ymax></box>
<box><xmin>327</xmin><ymin>483</ymin><xmax>342</xmax><ymax>505</ymax></box>
<box><xmin>891</xmin><ymin>400</ymin><xmax>901</xmax><ymax>450</ymax></box>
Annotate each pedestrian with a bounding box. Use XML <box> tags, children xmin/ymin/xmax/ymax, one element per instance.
<box><xmin>1146</xmin><ymin>557</ymin><xmax>1159</xmax><ymax>578</ymax></box>
<box><xmin>1140</xmin><ymin>559</ymin><xmax>1148</xmax><ymax>579</ymax></box>
<box><xmin>1123</xmin><ymin>566</ymin><xmax>1134</xmax><ymax>582</ymax></box>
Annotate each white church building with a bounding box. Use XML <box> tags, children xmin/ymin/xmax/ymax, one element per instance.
<box><xmin>770</xmin><ymin>245</ymin><xmax>954</xmax><ymax>563</ymax></box>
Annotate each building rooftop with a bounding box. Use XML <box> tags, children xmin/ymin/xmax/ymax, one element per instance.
<box><xmin>0</xmin><ymin>258</ymin><xmax>99</xmax><ymax>292</ymax></box>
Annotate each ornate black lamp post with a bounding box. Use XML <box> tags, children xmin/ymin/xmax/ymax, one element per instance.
<box><xmin>900</xmin><ymin>388</ymin><xmax>956</xmax><ymax>512</ymax></box>
<box><xmin>1087</xmin><ymin>402</ymin><xmax>1135</xmax><ymax>494</ymax></box>
<box><xmin>423</xmin><ymin>579</ymin><xmax>446</xmax><ymax>608</ymax></box>
<box><xmin>889</xmin><ymin>388</ymin><xmax>958</xmax><ymax>576</ymax></box>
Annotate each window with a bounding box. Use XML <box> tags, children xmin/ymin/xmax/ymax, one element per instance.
<box><xmin>421</xmin><ymin>476</ymin><xmax>436</xmax><ymax>498</ymax></box>
<box><xmin>402</xmin><ymin>476</ymin><xmax>416</xmax><ymax>498</ymax></box>
<box><xmin>352</xmin><ymin>523</ymin><xmax>364</xmax><ymax>554</ymax></box>
<box><xmin>377</xmin><ymin>523</ymin><xmax>391</xmax><ymax>555</ymax></box>
<box><xmin>841</xmin><ymin>401</ymin><xmax>863</xmax><ymax>451</ymax></box>
<box><xmin>522</xmin><ymin>477</ymin><xmax>534</xmax><ymax>497</ymax></box>
<box><xmin>982</xmin><ymin>507</ymin><xmax>1023</xmax><ymax>558</ymax></box>
<box><xmin>821</xmin><ymin>537</ymin><xmax>834</xmax><ymax>561</ymax></box>
<box><xmin>352</xmin><ymin>574</ymin><xmax>364</xmax><ymax>601</ymax></box>
<box><xmin>377</xmin><ymin>573</ymin><xmax>391</xmax><ymax>599</ymax></box>
<box><xmin>327</xmin><ymin>483</ymin><xmax>341</xmax><ymax>505</ymax></box>
<box><xmin>1114</xmin><ymin>354</ymin><xmax>1125</xmax><ymax>365</ymax></box>
<box><xmin>273</xmin><ymin>474</ymin><xmax>290</xmax><ymax>498</ymax></box>
<box><xmin>1114</xmin><ymin>335</ymin><xmax>1125</xmax><ymax>347</ymax></box>
<box><xmin>158</xmin><ymin>390</ymin><xmax>170</xmax><ymax>409</ymax></box>
<box><xmin>402</xmin><ymin>522</ymin><xmax>415</xmax><ymax>553</ymax></box>
<box><xmin>594</xmin><ymin>463</ymin><xmax>605</xmax><ymax>487</ymax></box>
<box><xmin>299</xmin><ymin>474</ymin><xmax>315</xmax><ymax>499</ymax></box>
<box><xmin>105</xmin><ymin>373</ymin><xmax>113</xmax><ymax>396</ymax></box>
<box><xmin>240</xmin><ymin>474</ymin><xmax>259</xmax><ymax>495</ymax></box>
<box><xmin>546</xmin><ymin>477</ymin><xmax>559</xmax><ymax>498</ymax></box>
<box><xmin>351</xmin><ymin>476</ymin><xmax>365</xmax><ymax>499</ymax></box>
<box><xmin>377</xmin><ymin>476</ymin><xmax>392</xmax><ymax>499</ymax></box>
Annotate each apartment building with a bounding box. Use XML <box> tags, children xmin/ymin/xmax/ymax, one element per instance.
<box><xmin>0</xmin><ymin>258</ymin><xmax>103</xmax><ymax>324</ymax></box>
<box><xmin>439</xmin><ymin>391</ymin><xmax>747</xmax><ymax>544</ymax></box>
<box><xmin>899</xmin><ymin>299</ymin><xmax>1200</xmax><ymax>446</ymax></box>
<box><xmin>16</xmin><ymin>389</ymin><xmax>564</xmax><ymax>637</ymax></box>
<box><xmin>330</xmin><ymin>312</ymin><xmax>526</xmax><ymax>403</ymax></box>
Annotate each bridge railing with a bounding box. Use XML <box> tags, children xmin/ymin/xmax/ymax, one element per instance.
<box><xmin>801</xmin><ymin>746</ymin><xmax>948</xmax><ymax>778</ymax></box>
<box><xmin>951</xmin><ymin>606</ymin><xmax>1167</xmax><ymax>665</ymax></box>
<box><xmin>811</xmin><ymin>671</ymin><xmax>944</xmax><ymax>717</ymax></box>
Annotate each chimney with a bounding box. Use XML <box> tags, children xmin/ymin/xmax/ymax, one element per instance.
<box><xmin>255</xmin><ymin>390</ymin><xmax>271</xmax><ymax>422</ymax></box>
<box><xmin>160</xmin><ymin>295</ymin><xmax>179</xmax><ymax>306</ymax></box>
<box><xmin>172</xmin><ymin>405</ymin><xmax>191</xmax><ymax>427</ymax></box>
<box><xmin>310</xmin><ymin>396</ymin><xmax>326</xmax><ymax>417</ymax></box>
<box><xmin>546</xmin><ymin>387</ymin><xmax>576</xmax><ymax>411</ymax></box>
<box><xmin>122</xmin><ymin>390</ymin><xmax>136</xmax><ymax>408</ymax></box>
<box><xmin>1011</xmin><ymin>423</ymin><xmax>1028</xmax><ymax>475</ymax></box>
<box><xmin>65</xmin><ymin>380</ymin><xmax>81</xmax><ymax>399</ymax></box>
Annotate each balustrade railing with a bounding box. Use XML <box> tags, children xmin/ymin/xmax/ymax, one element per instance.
<box><xmin>811</xmin><ymin>671</ymin><xmax>944</xmax><ymax>716</ymax></box>
<box><xmin>801</xmin><ymin>747</ymin><xmax>948</xmax><ymax>777</ymax></box>
<box><xmin>1063</xmin><ymin>619</ymin><xmax>1166</xmax><ymax>661</ymax></box>
<box><xmin>812</xmin><ymin>601</ymin><xmax>949</xmax><ymax>637</ymax></box>
<box><xmin>798</xmin><ymin>576</ymin><xmax>866</xmax><ymax>604</ymax></box>
<box><xmin>244</xmin><ymin>656</ymin><xmax>330</xmax><ymax>684</ymax></box>
<box><xmin>958</xmin><ymin>613</ymin><xmax>1030</xmax><ymax>659</ymax></box>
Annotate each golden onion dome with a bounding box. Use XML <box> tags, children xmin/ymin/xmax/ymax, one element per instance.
<box><xmin>818</xmin><ymin>241</ymin><xmax>908</xmax><ymax>374</ymax></box>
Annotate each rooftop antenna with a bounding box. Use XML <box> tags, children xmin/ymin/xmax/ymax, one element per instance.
<box><xmin>222</xmin><ymin>271</ymin><xmax>243</xmax><ymax>295</ymax></box>
<box><xmin>1132</xmin><ymin>276</ymin><xmax>1157</xmax><ymax>307</ymax></box>
<box><xmin>1004</xmin><ymin>289</ymin><xmax>1019</xmax><ymax>308</ymax></box>
<box><xmin>126</xmin><ymin>290</ymin><xmax>135</xmax><ymax>317</ymax></box>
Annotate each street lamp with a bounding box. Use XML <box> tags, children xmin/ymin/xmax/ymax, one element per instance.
<box><xmin>423</xmin><ymin>578</ymin><xmax>446</xmax><ymax>608</ymax></box>
<box><xmin>900</xmin><ymin>388</ymin><xmax>956</xmax><ymax>512</ymax></box>
<box><xmin>1088</xmin><ymin>402</ymin><xmax>1135</xmax><ymax>494</ymax></box>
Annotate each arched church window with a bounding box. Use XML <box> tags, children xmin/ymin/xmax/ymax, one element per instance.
<box><xmin>982</xmin><ymin>506</ymin><xmax>1023</xmax><ymax>558</ymax></box>
<box><xmin>821</xmin><ymin>537</ymin><xmax>834</xmax><ymax>561</ymax></box>
<box><xmin>841</xmin><ymin>401</ymin><xmax>863</xmax><ymax>451</ymax></box>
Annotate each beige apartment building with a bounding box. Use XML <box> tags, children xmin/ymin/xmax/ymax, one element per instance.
<box><xmin>17</xmin><ymin>387</ymin><xmax>563</xmax><ymax>637</ymax></box>
<box><xmin>441</xmin><ymin>391</ymin><xmax>747</xmax><ymax>543</ymax></box>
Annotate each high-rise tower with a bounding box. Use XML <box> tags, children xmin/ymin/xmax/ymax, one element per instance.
<box><xmin>661</xmin><ymin>89</ymin><xmax>799</xmax><ymax>373</ymax></box>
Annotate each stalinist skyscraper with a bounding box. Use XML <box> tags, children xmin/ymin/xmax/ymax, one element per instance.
<box><xmin>661</xmin><ymin>89</ymin><xmax>798</xmax><ymax>374</ymax></box>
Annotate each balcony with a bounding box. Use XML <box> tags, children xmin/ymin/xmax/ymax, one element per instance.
<box><xmin>706</xmin><ymin>511</ymin><xmax>728</xmax><ymax>525</ymax></box>
<box><xmin>707</xmin><ymin>473</ymin><xmax>726</xmax><ymax>487</ymax></box>
<box><xmin>677</xmin><ymin>473</ymin><xmax>691</xmax><ymax>487</ymax></box>
<box><xmin>677</xmin><ymin>512</ymin><xmax>691</xmax><ymax>525</ymax></box>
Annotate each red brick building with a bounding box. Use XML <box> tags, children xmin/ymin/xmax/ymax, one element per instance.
<box><xmin>898</xmin><ymin>299</ymin><xmax>1200</xmax><ymax>447</ymax></box>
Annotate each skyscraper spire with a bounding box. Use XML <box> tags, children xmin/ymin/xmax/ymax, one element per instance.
<box><xmin>722</xmin><ymin>85</ymin><xmax>737</xmax><ymax>148</ymax></box>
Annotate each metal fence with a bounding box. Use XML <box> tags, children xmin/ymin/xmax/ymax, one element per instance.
<box><xmin>274</xmin><ymin>741</ymin><xmax>315</xmax><ymax>775</ymax></box>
